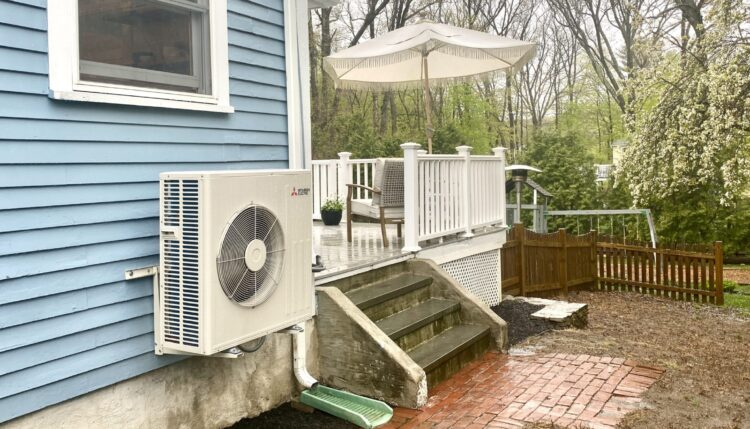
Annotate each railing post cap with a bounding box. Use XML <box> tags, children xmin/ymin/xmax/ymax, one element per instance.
<box><xmin>400</xmin><ymin>142</ymin><xmax>421</xmax><ymax>149</ymax></box>
<box><xmin>492</xmin><ymin>147</ymin><xmax>507</xmax><ymax>154</ymax></box>
<box><xmin>417</xmin><ymin>149</ymin><xmax>428</xmax><ymax>155</ymax></box>
<box><xmin>456</xmin><ymin>145</ymin><xmax>472</xmax><ymax>153</ymax></box>
<box><xmin>337</xmin><ymin>151</ymin><xmax>352</xmax><ymax>158</ymax></box>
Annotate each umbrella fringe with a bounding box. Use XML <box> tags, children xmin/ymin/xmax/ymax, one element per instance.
<box><xmin>329</xmin><ymin>68</ymin><xmax>509</xmax><ymax>91</ymax></box>
<box><xmin>325</xmin><ymin>44</ymin><xmax>536</xmax><ymax>70</ymax></box>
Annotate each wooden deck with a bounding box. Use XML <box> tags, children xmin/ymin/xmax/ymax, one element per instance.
<box><xmin>313</xmin><ymin>221</ymin><xmax>508</xmax><ymax>285</ymax></box>
<box><xmin>314</xmin><ymin>221</ymin><xmax>409</xmax><ymax>283</ymax></box>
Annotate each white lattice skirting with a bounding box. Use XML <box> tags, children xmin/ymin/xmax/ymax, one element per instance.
<box><xmin>440</xmin><ymin>249</ymin><xmax>501</xmax><ymax>306</ymax></box>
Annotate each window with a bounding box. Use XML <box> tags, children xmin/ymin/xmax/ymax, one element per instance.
<box><xmin>48</xmin><ymin>0</ymin><xmax>232</xmax><ymax>112</ymax></box>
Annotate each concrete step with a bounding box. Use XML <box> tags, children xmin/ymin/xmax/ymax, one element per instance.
<box><xmin>347</xmin><ymin>274</ymin><xmax>432</xmax><ymax>309</ymax></box>
<box><xmin>408</xmin><ymin>324</ymin><xmax>491</xmax><ymax>387</ymax></box>
<box><xmin>376</xmin><ymin>299</ymin><xmax>461</xmax><ymax>350</ymax></box>
<box><xmin>346</xmin><ymin>274</ymin><xmax>432</xmax><ymax>320</ymax></box>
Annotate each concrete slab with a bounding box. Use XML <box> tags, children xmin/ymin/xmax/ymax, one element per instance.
<box><xmin>511</xmin><ymin>296</ymin><xmax>588</xmax><ymax>328</ymax></box>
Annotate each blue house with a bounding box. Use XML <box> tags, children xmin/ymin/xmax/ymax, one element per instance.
<box><xmin>0</xmin><ymin>0</ymin><xmax>336</xmax><ymax>425</ymax></box>
<box><xmin>1</xmin><ymin>0</ymin><xmax>516</xmax><ymax>426</ymax></box>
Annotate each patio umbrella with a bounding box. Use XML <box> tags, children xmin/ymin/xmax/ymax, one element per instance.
<box><xmin>323</xmin><ymin>22</ymin><xmax>537</xmax><ymax>153</ymax></box>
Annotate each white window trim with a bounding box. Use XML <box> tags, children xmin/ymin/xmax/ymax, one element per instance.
<box><xmin>47</xmin><ymin>0</ymin><xmax>234</xmax><ymax>113</ymax></box>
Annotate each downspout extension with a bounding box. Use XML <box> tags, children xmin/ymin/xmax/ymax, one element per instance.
<box><xmin>289</xmin><ymin>324</ymin><xmax>319</xmax><ymax>389</ymax></box>
<box><xmin>286</xmin><ymin>323</ymin><xmax>393</xmax><ymax>428</ymax></box>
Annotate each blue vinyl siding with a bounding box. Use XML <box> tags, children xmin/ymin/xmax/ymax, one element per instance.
<box><xmin>0</xmin><ymin>0</ymin><xmax>289</xmax><ymax>422</ymax></box>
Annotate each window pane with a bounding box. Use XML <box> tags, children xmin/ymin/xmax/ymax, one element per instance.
<box><xmin>78</xmin><ymin>0</ymin><xmax>209</xmax><ymax>93</ymax></box>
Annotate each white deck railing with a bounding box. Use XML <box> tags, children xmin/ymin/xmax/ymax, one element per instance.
<box><xmin>311</xmin><ymin>154</ymin><xmax>376</xmax><ymax>220</ymax></box>
<box><xmin>312</xmin><ymin>144</ymin><xmax>507</xmax><ymax>251</ymax></box>
<box><xmin>415</xmin><ymin>154</ymin><xmax>466</xmax><ymax>240</ymax></box>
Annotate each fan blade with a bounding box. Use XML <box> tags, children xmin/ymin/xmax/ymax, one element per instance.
<box><xmin>217</xmin><ymin>259</ymin><xmax>246</xmax><ymax>299</ymax></box>
<box><xmin>229</xmin><ymin>269</ymin><xmax>249</xmax><ymax>299</ymax></box>
<box><xmin>262</xmin><ymin>217</ymin><xmax>278</xmax><ymax>242</ymax></box>
<box><xmin>220</xmin><ymin>225</ymin><xmax>247</xmax><ymax>262</ymax></box>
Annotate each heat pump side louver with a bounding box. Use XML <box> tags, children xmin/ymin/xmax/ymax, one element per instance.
<box><xmin>162</xmin><ymin>179</ymin><xmax>200</xmax><ymax>348</ymax></box>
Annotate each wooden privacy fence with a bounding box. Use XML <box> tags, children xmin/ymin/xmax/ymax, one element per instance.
<box><xmin>501</xmin><ymin>224</ymin><xmax>598</xmax><ymax>298</ymax></box>
<box><xmin>501</xmin><ymin>225</ymin><xmax>724</xmax><ymax>305</ymax></box>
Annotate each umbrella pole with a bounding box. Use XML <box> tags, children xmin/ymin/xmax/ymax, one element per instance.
<box><xmin>422</xmin><ymin>55</ymin><xmax>434</xmax><ymax>154</ymax></box>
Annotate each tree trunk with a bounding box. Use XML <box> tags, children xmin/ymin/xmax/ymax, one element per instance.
<box><xmin>506</xmin><ymin>75</ymin><xmax>515</xmax><ymax>151</ymax></box>
<box><xmin>309</xmin><ymin>13</ymin><xmax>319</xmax><ymax>125</ymax></box>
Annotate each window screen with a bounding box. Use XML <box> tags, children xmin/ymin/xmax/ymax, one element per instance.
<box><xmin>78</xmin><ymin>0</ymin><xmax>210</xmax><ymax>94</ymax></box>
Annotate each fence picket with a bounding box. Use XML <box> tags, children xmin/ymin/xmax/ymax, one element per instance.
<box><xmin>626</xmin><ymin>250</ymin><xmax>633</xmax><ymax>292</ymax></box>
<box><xmin>712</xmin><ymin>254</ymin><xmax>718</xmax><ymax>304</ymax></box>
<box><xmin>648</xmin><ymin>250</ymin><xmax>655</xmax><ymax>296</ymax></box>
<box><xmin>700</xmin><ymin>257</ymin><xmax>707</xmax><ymax>303</ymax></box>
<box><xmin>606</xmin><ymin>245</ymin><xmax>613</xmax><ymax>291</ymax></box>
<box><xmin>693</xmin><ymin>258</ymin><xmax>698</xmax><ymax>302</ymax></box>
<box><xmin>715</xmin><ymin>242</ymin><xmax>724</xmax><ymax>305</ymax></box>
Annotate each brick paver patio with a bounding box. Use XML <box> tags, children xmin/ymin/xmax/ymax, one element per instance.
<box><xmin>385</xmin><ymin>352</ymin><xmax>664</xmax><ymax>429</ymax></box>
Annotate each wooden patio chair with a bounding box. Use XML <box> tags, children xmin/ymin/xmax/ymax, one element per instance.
<box><xmin>346</xmin><ymin>159</ymin><xmax>404</xmax><ymax>247</ymax></box>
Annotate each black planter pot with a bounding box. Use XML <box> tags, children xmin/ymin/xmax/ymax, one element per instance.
<box><xmin>321</xmin><ymin>209</ymin><xmax>343</xmax><ymax>226</ymax></box>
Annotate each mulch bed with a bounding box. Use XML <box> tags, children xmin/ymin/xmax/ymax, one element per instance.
<box><xmin>226</xmin><ymin>403</ymin><xmax>356</xmax><ymax>429</ymax></box>
<box><xmin>490</xmin><ymin>299</ymin><xmax>557</xmax><ymax>345</ymax></box>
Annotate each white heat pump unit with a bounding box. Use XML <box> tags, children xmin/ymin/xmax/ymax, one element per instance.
<box><xmin>155</xmin><ymin>169</ymin><xmax>314</xmax><ymax>356</ymax></box>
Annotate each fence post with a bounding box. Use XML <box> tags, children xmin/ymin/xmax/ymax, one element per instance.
<box><xmin>558</xmin><ymin>229</ymin><xmax>568</xmax><ymax>296</ymax></box>
<box><xmin>492</xmin><ymin>147</ymin><xmax>508</xmax><ymax>227</ymax></box>
<box><xmin>457</xmin><ymin>145</ymin><xmax>474</xmax><ymax>237</ymax></box>
<box><xmin>517</xmin><ymin>223</ymin><xmax>526</xmax><ymax>297</ymax></box>
<box><xmin>401</xmin><ymin>142</ymin><xmax>422</xmax><ymax>252</ymax></box>
<box><xmin>591</xmin><ymin>230</ymin><xmax>598</xmax><ymax>290</ymax></box>
<box><xmin>715</xmin><ymin>241</ymin><xmax>724</xmax><ymax>305</ymax></box>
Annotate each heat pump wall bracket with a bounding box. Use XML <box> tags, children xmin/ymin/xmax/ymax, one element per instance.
<box><xmin>124</xmin><ymin>265</ymin><xmax>163</xmax><ymax>354</ymax></box>
<box><xmin>125</xmin><ymin>265</ymin><xmax>158</xmax><ymax>280</ymax></box>
<box><xmin>125</xmin><ymin>266</ymin><xmax>252</xmax><ymax>359</ymax></box>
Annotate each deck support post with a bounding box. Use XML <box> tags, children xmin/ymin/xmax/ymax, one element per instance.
<box><xmin>457</xmin><ymin>145</ymin><xmax>474</xmax><ymax>238</ymax></box>
<box><xmin>401</xmin><ymin>143</ymin><xmax>422</xmax><ymax>252</ymax></box>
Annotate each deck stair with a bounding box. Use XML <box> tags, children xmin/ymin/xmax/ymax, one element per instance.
<box><xmin>344</xmin><ymin>272</ymin><xmax>492</xmax><ymax>387</ymax></box>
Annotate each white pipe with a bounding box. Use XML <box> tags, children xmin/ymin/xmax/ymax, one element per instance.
<box><xmin>291</xmin><ymin>324</ymin><xmax>319</xmax><ymax>389</ymax></box>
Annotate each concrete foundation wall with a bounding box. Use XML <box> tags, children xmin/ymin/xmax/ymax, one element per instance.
<box><xmin>3</xmin><ymin>321</ymin><xmax>318</xmax><ymax>429</ymax></box>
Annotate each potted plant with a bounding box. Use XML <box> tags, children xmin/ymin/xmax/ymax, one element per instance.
<box><xmin>320</xmin><ymin>197</ymin><xmax>344</xmax><ymax>226</ymax></box>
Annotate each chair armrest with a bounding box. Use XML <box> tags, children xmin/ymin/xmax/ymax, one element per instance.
<box><xmin>346</xmin><ymin>183</ymin><xmax>380</xmax><ymax>202</ymax></box>
<box><xmin>346</xmin><ymin>184</ymin><xmax>380</xmax><ymax>194</ymax></box>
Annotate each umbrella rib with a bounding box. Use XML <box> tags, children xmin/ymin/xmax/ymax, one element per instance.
<box><xmin>409</xmin><ymin>41</ymin><xmax>448</xmax><ymax>57</ymax></box>
<box><xmin>338</xmin><ymin>57</ymin><xmax>369</xmax><ymax>79</ymax></box>
<box><xmin>478</xmin><ymin>48</ymin><xmax>515</xmax><ymax>69</ymax></box>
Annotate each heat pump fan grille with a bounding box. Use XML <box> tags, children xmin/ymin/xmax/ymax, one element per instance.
<box><xmin>216</xmin><ymin>205</ymin><xmax>285</xmax><ymax>306</ymax></box>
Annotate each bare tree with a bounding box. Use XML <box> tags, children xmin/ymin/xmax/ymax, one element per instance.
<box><xmin>546</xmin><ymin>0</ymin><xmax>672</xmax><ymax>113</ymax></box>
<box><xmin>518</xmin><ymin>11</ymin><xmax>563</xmax><ymax>128</ymax></box>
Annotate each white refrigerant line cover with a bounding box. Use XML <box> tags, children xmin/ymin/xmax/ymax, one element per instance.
<box><xmin>156</xmin><ymin>169</ymin><xmax>314</xmax><ymax>356</ymax></box>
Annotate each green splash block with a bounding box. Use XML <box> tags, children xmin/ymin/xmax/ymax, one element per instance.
<box><xmin>300</xmin><ymin>385</ymin><xmax>393</xmax><ymax>429</ymax></box>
